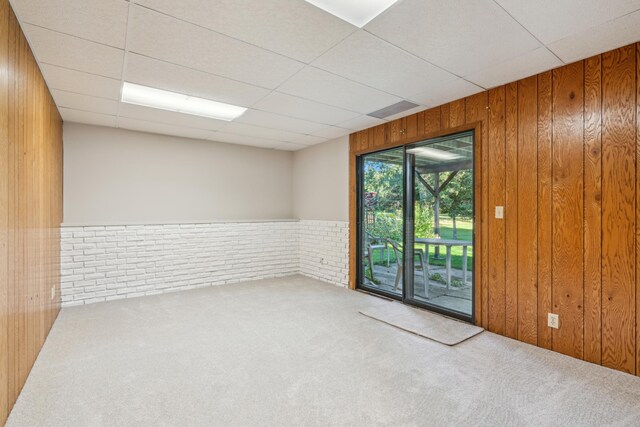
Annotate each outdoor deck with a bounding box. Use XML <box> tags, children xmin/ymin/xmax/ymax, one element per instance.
<box><xmin>364</xmin><ymin>263</ymin><xmax>472</xmax><ymax>315</ymax></box>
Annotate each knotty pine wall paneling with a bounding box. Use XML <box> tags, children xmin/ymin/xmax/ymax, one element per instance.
<box><xmin>0</xmin><ymin>0</ymin><xmax>9</xmax><ymax>422</ymax></box>
<box><xmin>516</xmin><ymin>76</ymin><xmax>538</xmax><ymax>346</ymax></box>
<box><xmin>636</xmin><ymin>43</ymin><xmax>640</xmax><ymax>376</ymax></box>
<box><xmin>504</xmin><ymin>82</ymin><xmax>518</xmax><ymax>340</ymax></box>
<box><xmin>349</xmin><ymin>42</ymin><xmax>640</xmax><ymax>377</ymax></box>
<box><xmin>601</xmin><ymin>45</ymin><xmax>636</xmax><ymax>373</ymax></box>
<box><xmin>551</xmin><ymin>61</ymin><xmax>584</xmax><ymax>359</ymax></box>
<box><xmin>1</xmin><ymin>0</ymin><xmax>63</xmax><ymax>424</ymax></box>
<box><xmin>536</xmin><ymin>71</ymin><xmax>553</xmax><ymax>351</ymax></box>
<box><xmin>583</xmin><ymin>55</ymin><xmax>603</xmax><ymax>365</ymax></box>
<box><xmin>464</xmin><ymin>92</ymin><xmax>488</xmax><ymax>326</ymax></box>
<box><xmin>487</xmin><ymin>87</ymin><xmax>506</xmax><ymax>335</ymax></box>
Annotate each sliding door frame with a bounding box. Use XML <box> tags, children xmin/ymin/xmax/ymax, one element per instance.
<box><xmin>403</xmin><ymin>130</ymin><xmax>476</xmax><ymax>323</ymax></box>
<box><xmin>352</xmin><ymin>122</ymin><xmax>483</xmax><ymax>325</ymax></box>
<box><xmin>356</xmin><ymin>146</ymin><xmax>406</xmax><ymax>301</ymax></box>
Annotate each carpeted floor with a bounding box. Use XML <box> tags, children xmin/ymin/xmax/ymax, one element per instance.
<box><xmin>7</xmin><ymin>275</ymin><xmax>640</xmax><ymax>426</ymax></box>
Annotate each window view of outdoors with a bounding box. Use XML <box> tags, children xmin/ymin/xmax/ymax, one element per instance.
<box><xmin>361</xmin><ymin>147</ymin><xmax>404</xmax><ymax>297</ymax></box>
<box><xmin>360</xmin><ymin>132</ymin><xmax>474</xmax><ymax>317</ymax></box>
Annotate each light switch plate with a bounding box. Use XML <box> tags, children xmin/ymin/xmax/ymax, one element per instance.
<box><xmin>495</xmin><ymin>206</ymin><xmax>504</xmax><ymax>219</ymax></box>
<box><xmin>548</xmin><ymin>313</ymin><xmax>559</xmax><ymax>329</ymax></box>
<box><xmin>51</xmin><ymin>286</ymin><xmax>55</xmax><ymax>300</ymax></box>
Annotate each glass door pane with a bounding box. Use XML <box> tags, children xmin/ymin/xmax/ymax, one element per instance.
<box><xmin>406</xmin><ymin>131</ymin><xmax>474</xmax><ymax>320</ymax></box>
<box><xmin>358</xmin><ymin>147</ymin><xmax>404</xmax><ymax>298</ymax></box>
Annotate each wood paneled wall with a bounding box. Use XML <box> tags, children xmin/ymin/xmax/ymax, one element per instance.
<box><xmin>0</xmin><ymin>0</ymin><xmax>63</xmax><ymax>424</ymax></box>
<box><xmin>349</xmin><ymin>42</ymin><xmax>640</xmax><ymax>377</ymax></box>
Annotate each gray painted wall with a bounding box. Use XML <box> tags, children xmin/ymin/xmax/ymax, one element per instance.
<box><xmin>63</xmin><ymin>123</ymin><xmax>294</xmax><ymax>224</ymax></box>
<box><xmin>292</xmin><ymin>136</ymin><xmax>348</xmax><ymax>222</ymax></box>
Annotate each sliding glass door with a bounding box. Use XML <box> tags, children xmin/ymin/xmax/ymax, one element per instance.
<box><xmin>405</xmin><ymin>131</ymin><xmax>474</xmax><ymax>321</ymax></box>
<box><xmin>358</xmin><ymin>147</ymin><xmax>404</xmax><ymax>298</ymax></box>
<box><xmin>357</xmin><ymin>131</ymin><xmax>475</xmax><ymax>322</ymax></box>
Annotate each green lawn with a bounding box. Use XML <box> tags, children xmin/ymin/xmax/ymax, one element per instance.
<box><xmin>369</xmin><ymin>216</ymin><xmax>473</xmax><ymax>270</ymax></box>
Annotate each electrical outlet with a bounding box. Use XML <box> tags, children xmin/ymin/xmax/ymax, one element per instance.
<box><xmin>51</xmin><ymin>286</ymin><xmax>55</xmax><ymax>300</ymax></box>
<box><xmin>495</xmin><ymin>206</ymin><xmax>504</xmax><ymax>219</ymax></box>
<box><xmin>548</xmin><ymin>313</ymin><xmax>559</xmax><ymax>329</ymax></box>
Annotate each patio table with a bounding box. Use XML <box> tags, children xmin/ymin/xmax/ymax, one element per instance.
<box><xmin>414</xmin><ymin>238</ymin><xmax>472</xmax><ymax>289</ymax></box>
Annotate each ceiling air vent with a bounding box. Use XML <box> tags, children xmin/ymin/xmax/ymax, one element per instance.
<box><xmin>367</xmin><ymin>101</ymin><xmax>419</xmax><ymax>119</ymax></box>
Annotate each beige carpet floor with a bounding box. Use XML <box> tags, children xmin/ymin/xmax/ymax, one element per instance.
<box><xmin>7</xmin><ymin>275</ymin><xmax>640</xmax><ymax>426</ymax></box>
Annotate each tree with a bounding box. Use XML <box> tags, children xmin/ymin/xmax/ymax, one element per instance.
<box><xmin>363</xmin><ymin>159</ymin><xmax>403</xmax><ymax>213</ymax></box>
<box><xmin>414</xmin><ymin>201</ymin><xmax>434</xmax><ymax>239</ymax></box>
<box><xmin>439</xmin><ymin>170</ymin><xmax>473</xmax><ymax>239</ymax></box>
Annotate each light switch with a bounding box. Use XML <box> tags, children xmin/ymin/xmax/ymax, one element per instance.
<box><xmin>495</xmin><ymin>206</ymin><xmax>504</xmax><ymax>219</ymax></box>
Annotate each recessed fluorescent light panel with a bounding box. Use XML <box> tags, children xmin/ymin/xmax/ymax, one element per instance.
<box><xmin>121</xmin><ymin>82</ymin><xmax>247</xmax><ymax>121</ymax></box>
<box><xmin>305</xmin><ymin>0</ymin><xmax>399</xmax><ymax>28</ymax></box>
<box><xmin>406</xmin><ymin>146</ymin><xmax>462</xmax><ymax>161</ymax></box>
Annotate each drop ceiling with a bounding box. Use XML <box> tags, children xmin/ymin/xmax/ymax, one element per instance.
<box><xmin>9</xmin><ymin>0</ymin><xmax>640</xmax><ymax>151</ymax></box>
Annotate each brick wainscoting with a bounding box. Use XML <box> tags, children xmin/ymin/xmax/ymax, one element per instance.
<box><xmin>60</xmin><ymin>220</ymin><xmax>349</xmax><ymax>307</ymax></box>
<box><xmin>298</xmin><ymin>220</ymin><xmax>349</xmax><ymax>287</ymax></box>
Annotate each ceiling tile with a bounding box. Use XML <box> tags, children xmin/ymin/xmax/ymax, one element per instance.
<box><xmin>495</xmin><ymin>0</ymin><xmax>640</xmax><ymax>45</ymax></box>
<box><xmin>548</xmin><ymin>9</ymin><xmax>640</xmax><ymax>63</ymax></box>
<box><xmin>60</xmin><ymin>108</ymin><xmax>117</xmax><ymax>127</ymax></box>
<box><xmin>219</xmin><ymin>122</ymin><xmax>304</xmax><ymax>142</ymax></box>
<box><xmin>40</xmin><ymin>64</ymin><xmax>122</xmax><ymax>100</ymax></box>
<box><xmin>118</xmin><ymin>103</ymin><xmax>228</xmax><ymax>131</ymax></box>
<box><xmin>313</xmin><ymin>30</ymin><xmax>456</xmax><ymax>99</ymax></box>
<box><xmin>310</xmin><ymin>125</ymin><xmax>351</xmax><ymax>139</ymax></box>
<box><xmin>23</xmin><ymin>24</ymin><xmax>124</xmax><ymax>78</ymax></box>
<box><xmin>117</xmin><ymin>117</ymin><xmax>213</xmax><ymax>141</ymax></box>
<box><xmin>208</xmin><ymin>132</ymin><xmax>278</xmax><ymax>149</ymax></box>
<box><xmin>133</xmin><ymin>0</ymin><xmax>356</xmax><ymax>63</ymax></box>
<box><xmin>127</xmin><ymin>6</ymin><xmax>304</xmax><ymax>89</ymax></box>
<box><xmin>291</xmin><ymin>134</ymin><xmax>327</xmax><ymax>146</ymax></box>
<box><xmin>408</xmin><ymin>78</ymin><xmax>483</xmax><ymax>108</ymax></box>
<box><xmin>273</xmin><ymin>142</ymin><xmax>307</xmax><ymax>151</ymax></box>
<box><xmin>51</xmin><ymin>90</ymin><xmax>119</xmax><ymax>115</ymax></box>
<box><xmin>235</xmin><ymin>110</ymin><xmax>326</xmax><ymax>134</ymax></box>
<box><xmin>253</xmin><ymin>92</ymin><xmax>360</xmax><ymax>125</ymax></box>
<box><xmin>12</xmin><ymin>0</ymin><xmax>129</xmax><ymax>48</ymax></box>
<box><xmin>337</xmin><ymin>115</ymin><xmax>386</xmax><ymax>131</ymax></box>
<box><xmin>124</xmin><ymin>54</ymin><xmax>270</xmax><ymax>107</ymax></box>
<box><xmin>277</xmin><ymin>66</ymin><xmax>402</xmax><ymax>114</ymax></box>
<box><xmin>465</xmin><ymin>47</ymin><xmax>563</xmax><ymax>89</ymax></box>
<box><xmin>365</xmin><ymin>0</ymin><xmax>541</xmax><ymax>77</ymax></box>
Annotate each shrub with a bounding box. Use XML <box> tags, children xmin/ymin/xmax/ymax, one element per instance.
<box><xmin>368</xmin><ymin>204</ymin><xmax>434</xmax><ymax>244</ymax></box>
<box><xmin>414</xmin><ymin>202</ymin><xmax>435</xmax><ymax>239</ymax></box>
<box><xmin>451</xmin><ymin>278</ymin><xmax>464</xmax><ymax>288</ymax></box>
<box><xmin>429</xmin><ymin>273</ymin><xmax>445</xmax><ymax>284</ymax></box>
<box><xmin>369</xmin><ymin>211</ymin><xmax>403</xmax><ymax>242</ymax></box>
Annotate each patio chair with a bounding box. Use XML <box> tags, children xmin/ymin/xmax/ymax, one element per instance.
<box><xmin>385</xmin><ymin>238</ymin><xmax>429</xmax><ymax>298</ymax></box>
<box><xmin>364</xmin><ymin>231</ymin><xmax>389</xmax><ymax>280</ymax></box>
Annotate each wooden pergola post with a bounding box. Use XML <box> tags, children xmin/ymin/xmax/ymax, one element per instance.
<box><xmin>414</xmin><ymin>170</ymin><xmax>459</xmax><ymax>259</ymax></box>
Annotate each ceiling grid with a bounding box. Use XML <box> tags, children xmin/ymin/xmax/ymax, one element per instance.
<box><xmin>8</xmin><ymin>0</ymin><xmax>640</xmax><ymax>150</ymax></box>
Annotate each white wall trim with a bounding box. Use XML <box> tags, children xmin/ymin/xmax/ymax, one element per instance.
<box><xmin>61</xmin><ymin>219</ymin><xmax>300</xmax><ymax>227</ymax></box>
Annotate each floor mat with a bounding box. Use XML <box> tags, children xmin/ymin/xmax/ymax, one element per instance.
<box><xmin>359</xmin><ymin>301</ymin><xmax>483</xmax><ymax>345</ymax></box>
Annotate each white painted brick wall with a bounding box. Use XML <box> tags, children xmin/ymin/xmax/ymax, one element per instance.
<box><xmin>298</xmin><ymin>220</ymin><xmax>349</xmax><ymax>287</ymax></box>
<box><xmin>60</xmin><ymin>220</ymin><xmax>349</xmax><ymax>307</ymax></box>
<box><xmin>60</xmin><ymin>221</ymin><xmax>300</xmax><ymax>307</ymax></box>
